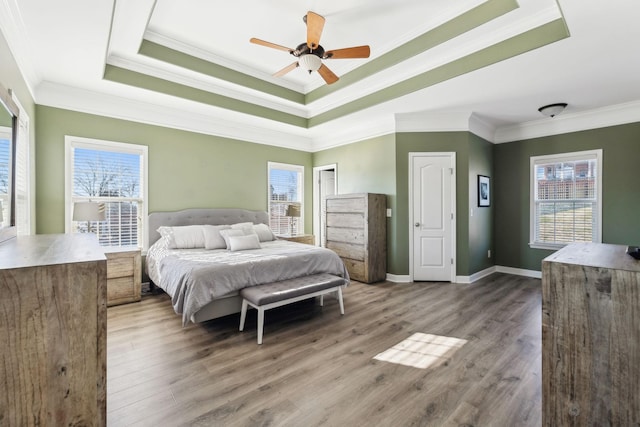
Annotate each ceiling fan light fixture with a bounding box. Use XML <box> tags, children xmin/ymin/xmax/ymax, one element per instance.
<box><xmin>538</xmin><ymin>103</ymin><xmax>567</xmax><ymax>118</ymax></box>
<box><xmin>298</xmin><ymin>54</ymin><xmax>322</xmax><ymax>72</ymax></box>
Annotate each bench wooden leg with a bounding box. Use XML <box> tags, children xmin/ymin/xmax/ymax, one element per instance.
<box><xmin>239</xmin><ymin>299</ymin><xmax>248</xmax><ymax>331</ymax></box>
<box><xmin>257</xmin><ymin>308</ymin><xmax>265</xmax><ymax>345</ymax></box>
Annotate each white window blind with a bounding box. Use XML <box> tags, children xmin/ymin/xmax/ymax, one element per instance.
<box><xmin>66</xmin><ymin>137</ymin><xmax>148</xmax><ymax>249</ymax></box>
<box><xmin>0</xmin><ymin>127</ymin><xmax>9</xmax><ymax>226</ymax></box>
<box><xmin>530</xmin><ymin>150</ymin><xmax>602</xmax><ymax>249</ymax></box>
<box><xmin>268</xmin><ymin>162</ymin><xmax>303</xmax><ymax>236</ymax></box>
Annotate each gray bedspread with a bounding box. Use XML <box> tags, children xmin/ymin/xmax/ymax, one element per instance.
<box><xmin>147</xmin><ymin>238</ymin><xmax>349</xmax><ymax>325</ymax></box>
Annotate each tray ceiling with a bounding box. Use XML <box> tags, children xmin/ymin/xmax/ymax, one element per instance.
<box><xmin>2</xmin><ymin>0</ymin><xmax>640</xmax><ymax>149</ymax></box>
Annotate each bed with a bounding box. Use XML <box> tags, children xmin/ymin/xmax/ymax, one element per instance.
<box><xmin>146</xmin><ymin>208</ymin><xmax>349</xmax><ymax>325</ymax></box>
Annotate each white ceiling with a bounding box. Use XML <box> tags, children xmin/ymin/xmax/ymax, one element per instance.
<box><xmin>2</xmin><ymin>0</ymin><xmax>640</xmax><ymax>150</ymax></box>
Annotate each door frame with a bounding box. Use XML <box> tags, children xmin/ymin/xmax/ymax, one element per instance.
<box><xmin>408</xmin><ymin>152</ymin><xmax>457</xmax><ymax>282</ymax></box>
<box><xmin>313</xmin><ymin>164</ymin><xmax>337</xmax><ymax>246</ymax></box>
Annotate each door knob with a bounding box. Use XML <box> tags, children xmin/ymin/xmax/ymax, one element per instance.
<box><xmin>415</xmin><ymin>222</ymin><xmax>420</xmax><ymax>227</ymax></box>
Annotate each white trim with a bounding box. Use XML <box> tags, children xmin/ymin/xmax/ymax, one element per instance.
<box><xmin>457</xmin><ymin>266</ymin><xmax>498</xmax><ymax>284</ymax></box>
<box><xmin>107</xmin><ymin>54</ymin><xmax>310</xmax><ymax>118</ymax></box>
<box><xmin>408</xmin><ymin>152</ymin><xmax>456</xmax><ymax>283</ymax></box>
<box><xmin>392</xmin><ymin>265</ymin><xmax>541</xmax><ymax>284</ymax></box>
<box><xmin>386</xmin><ymin>273</ymin><xmax>411</xmax><ymax>283</ymax></box>
<box><xmin>64</xmin><ymin>135</ymin><xmax>149</xmax><ymax>249</ymax></box>
<box><xmin>37</xmin><ymin>81</ymin><xmax>313</xmax><ymax>151</ymax></box>
<box><xmin>312</xmin><ymin>164</ymin><xmax>337</xmax><ymax>246</ymax></box>
<box><xmin>495</xmin><ymin>265</ymin><xmax>542</xmax><ymax>279</ymax></box>
<box><xmin>143</xmin><ymin>30</ymin><xmax>305</xmax><ymax>94</ymax></box>
<box><xmin>10</xmin><ymin>92</ymin><xmax>33</xmax><ymax>235</ymax></box>
<box><xmin>495</xmin><ymin>100</ymin><xmax>640</xmax><ymax>143</ymax></box>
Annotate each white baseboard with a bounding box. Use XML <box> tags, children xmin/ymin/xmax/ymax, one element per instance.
<box><xmin>386</xmin><ymin>273</ymin><xmax>411</xmax><ymax>283</ymax></box>
<box><xmin>387</xmin><ymin>265</ymin><xmax>541</xmax><ymax>285</ymax></box>
<box><xmin>456</xmin><ymin>266</ymin><xmax>497</xmax><ymax>284</ymax></box>
<box><xmin>495</xmin><ymin>265</ymin><xmax>542</xmax><ymax>279</ymax></box>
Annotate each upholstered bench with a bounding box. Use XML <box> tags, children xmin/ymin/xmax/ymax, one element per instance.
<box><xmin>239</xmin><ymin>273</ymin><xmax>347</xmax><ymax>344</ymax></box>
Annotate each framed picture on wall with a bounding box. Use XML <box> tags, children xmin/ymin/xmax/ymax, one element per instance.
<box><xmin>478</xmin><ymin>175</ymin><xmax>490</xmax><ymax>207</ymax></box>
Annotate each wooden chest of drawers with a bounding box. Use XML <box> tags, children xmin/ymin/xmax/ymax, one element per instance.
<box><xmin>323</xmin><ymin>193</ymin><xmax>386</xmax><ymax>283</ymax></box>
<box><xmin>105</xmin><ymin>247</ymin><xmax>141</xmax><ymax>306</ymax></box>
<box><xmin>0</xmin><ymin>234</ymin><xmax>107</xmax><ymax>426</ymax></box>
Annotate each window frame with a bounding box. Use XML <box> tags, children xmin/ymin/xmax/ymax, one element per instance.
<box><xmin>529</xmin><ymin>149</ymin><xmax>602</xmax><ymax>250</ymax></box>
<box><xmin>267</xmin><ymin>161</ymin><xmax>304</xmax><ymax>237</ymax></box>
<box><xmin>65</xmin><ymin>136</ymin><xmax>149</xmax><ymax>250</ymax></box>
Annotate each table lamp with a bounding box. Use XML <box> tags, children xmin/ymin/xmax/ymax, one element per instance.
<box><xmin>285</xmin><ymin>203</ymin><xmax>300</xmax><ymax>236</ymax></box>
<box><xmin>73</xmin><ymin>201</ymin><xmax>106</xmax><ymax>233</ymax></box>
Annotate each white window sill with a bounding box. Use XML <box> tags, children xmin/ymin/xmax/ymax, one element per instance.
<box><xmin>529</xmin><ymin>242</ymin><xmax>566</xmax><ymax>251</ymax></box>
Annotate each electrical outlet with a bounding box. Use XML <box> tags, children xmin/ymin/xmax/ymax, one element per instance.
<box><xmin>488</xmin><ymin>249</ymin><xmax>491</xmax><ymax>258</ymax></box>
<box><xmin>386</xmin><ymin>208</ymin><xmax>392</xmax><ymax>217</ymax></box>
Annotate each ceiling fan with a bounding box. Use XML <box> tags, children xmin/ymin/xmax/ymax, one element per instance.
<box><xmin>250</xmin><ymin>11</ymin><xmax>370</xmax><ymax>85</ymax></box>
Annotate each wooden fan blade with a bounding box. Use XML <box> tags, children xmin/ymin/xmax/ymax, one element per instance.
<box><xmin>250</xmin><ymin>38</ymin><xmax>293</xmax><ymax>53</ymax></box>
<box><xmin>306</xmin><ymin>11</ymin><xmax>325</xmax><ymax>50</ymax></box>
<box><xmin>274</xmin><ymin>61</ymin><xmax>299</xmax><ymax>77</ymax></box>
<box><xmin>318</xmin><ymin>64</ymin><xmax>339</xmax><ymax>85</ymax></box>
<box><xmin>325</xmin><ymin>45</ymin><xmax>371</xmax><ymax>59</ymax></box>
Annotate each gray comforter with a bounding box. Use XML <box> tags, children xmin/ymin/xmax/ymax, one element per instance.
<box><xmin>147</xmin><ymin>238</ymin><xmax>349</xmax><ymax>325</ymax></box>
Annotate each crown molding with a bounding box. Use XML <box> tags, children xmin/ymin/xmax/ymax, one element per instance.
<box><xmin>107</xmin><ymin>54</ymin><xmax>310</xmax><ymax>118</ymax></box>
<box><xmin>395</xmin><ymin>111</ymin><xmax>474</xmax><ymax>133</ymax></box>
<box><xmin>0</xmin><ymin>0</ymin><xmax>40</xmax><ymax>99</ymax></box>
<box><xmin>36</xmin><ymin>81</ymin><xmax>313</xmax><ymax>151</ymax></box>
<box><xmin>143</xmin><ymin>30</ymin><xmax>305</xmax><ymax>94</ymax></box>
<box><xmin>494</xmin><ymin>100</ymin><xmax>640</xmax><ymax>143</ymax></box>
<box><xmin>469</xmin><ymin>113</ymin><xmax>497</xmax><ymax>142</ymax></box>
<box><xmin>308</xmin><ymin>112</ymin><xmax>397</xmax><ymax>152</ymax></box>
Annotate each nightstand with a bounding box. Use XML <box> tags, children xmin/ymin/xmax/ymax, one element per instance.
<box><xmin>104</xmin><ymin>247</ymin><xmax>141</xmax><ymax>307</ymax></box>
<box><xmin>279</xmin><ymin>234</ymin><xmax>315</xmax><ymax>245</ymax></box>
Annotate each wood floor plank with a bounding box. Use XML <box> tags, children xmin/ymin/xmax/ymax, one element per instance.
<box><xmin>106</xmin><ymin>273</ymin><xmax>542</xmax><ymax>426</ymax></box>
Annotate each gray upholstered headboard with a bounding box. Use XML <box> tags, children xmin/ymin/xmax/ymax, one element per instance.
<box><xmin>148</xmin><ymin>208</ymin><xmax>270</xmax><ymax>246</ymax></box>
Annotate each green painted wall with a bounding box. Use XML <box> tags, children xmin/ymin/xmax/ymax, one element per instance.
<box><xmin>494</xmin><ymin>122</ymin><xmax>640</xmax><ymax>271</ymax></box>
<box><xmin>313</xmin><ymin>134</ymin><xmax>398</xmax><ymax>272</ymax></box>
<box><xmin>468</xmin><ymin>133</ymin><xmax>494</xmax><ymax>274</ymax></box>
<box><xmin>35</xmin><ymin>106</ymin><xmax>313</xmax><ymax>234</ymax></box>
<box><xmin>396</xmin><ymin>132</ymin><xmax>471</xmax><ymax>276</ymax></box>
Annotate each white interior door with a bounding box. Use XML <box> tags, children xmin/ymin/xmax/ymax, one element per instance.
<box><xmin>313</xmin><ymin>165</ymin><xmax>337</xmax><ymax>246</ymax></box>
<box><xmin>410</xmin><ymin>153</ymin><xmax>456</xmax><ymax>282</ymax></box>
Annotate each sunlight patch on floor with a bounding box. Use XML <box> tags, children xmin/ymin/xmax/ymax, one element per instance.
<box><xmin>373</xmin><ymin>332</ymin><xmax>467</xmax><ymax>369</ymax></box>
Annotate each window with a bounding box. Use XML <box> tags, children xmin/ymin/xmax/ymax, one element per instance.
<box><xmin>14</xmin><ymin>97</ymin><xmax>31</xmax><ymax>235</ymax></box>
<box><xmin>530</xmin><ymin>149</ymin><xmax>602</xmax><ymax>249</ymax></box>
<box><xmin>66</xmin><ymin>136</ymin><xmax>148</xmax><ymax>249</ymax></box>
<box><xmin>268</xmin><ymin>162</ymin><xmax>303</xmax><ymax>236</ymax></box>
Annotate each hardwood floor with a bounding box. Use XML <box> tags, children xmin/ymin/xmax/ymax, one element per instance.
<box><xmin>106</xmin><ymin>273</ymin><xmax>542</xmax><ymax>426</ymax></box>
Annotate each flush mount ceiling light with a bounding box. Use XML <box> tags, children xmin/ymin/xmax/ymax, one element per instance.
<box><xmin>538</xmin><ymin>103</ymin><xmax>568</xmax><ymax>118</ymax></box>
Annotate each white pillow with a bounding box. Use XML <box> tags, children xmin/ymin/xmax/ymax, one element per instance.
<box><xmin>157</xmin><ymin>225</ymin><xmax>205</xmax><ymax>249</ymax></box>
<box><xmin>219</xmin><ymin>228</ymin><xmax>245</xmax><ymax>249</ymax></box>
<box><xmin>253</xmin><ymin>223</ymin><xmax>275</xmax><ymax>242</ymax></box>
<box><xmin>203</xmin><ymin>225</ymin><xmax>231</xmax><ymax>249</ymax></box>
<box><xmin>231</xmin><ymin>222</ymin><xmax>253</xmax><ymax>229</ymax></box>
<box><xmin>230</xmin><ymin>222</ymin><xmax>258</xmax><ymax>237</ymax></box>
<box><xmin>228</xmin><ymin>234</ymin><xmax>261</xmax><ymax>251</ymax></box>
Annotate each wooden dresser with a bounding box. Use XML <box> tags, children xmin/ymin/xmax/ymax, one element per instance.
<box><xmin>0</xmin><ymin>234</ymin><xmax>107</xmax><ymax>426</ymax></box>
<box><xmin>105</xmin><ymin>246</ymin><xmax>141</xmax><ymax>306</ymax></box>
<box><xmin>323</xmin><ymin>193</ymin><xmax>386</xmax><ymax>283</ymax></box>
<box><xmin>542</xmin><ymin>243</ymin><xmax>640</xmax><ymax>426</ymax></box>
